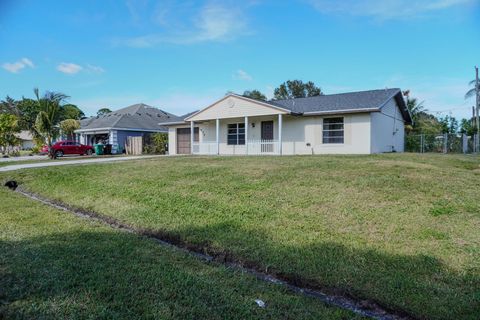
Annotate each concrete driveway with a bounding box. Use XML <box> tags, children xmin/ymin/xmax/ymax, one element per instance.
<box><xmin>0</xmin><ymin>155</ymin><xmax>165</xmax><ymax>172</ymax></box>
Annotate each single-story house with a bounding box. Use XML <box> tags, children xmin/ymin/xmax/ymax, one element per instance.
<box><xmin>76</xmin><ymin>103</ymin><xmax>181</xmax><ymax>154</ymax></box>
<box><xmin>15</xmin><ymin>130</ymin><xmax>35</xmax><ymax>150</ymax></box>
<box><xmin>160</xmin><ymin>88</ymin><xmax>411</xmax><ymax>155</ymax></box>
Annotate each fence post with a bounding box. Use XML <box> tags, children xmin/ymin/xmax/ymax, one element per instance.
<box><xmin>443</xmin><ymin>133</ymin><xmax>448</xmax><ymax>153</ymax></box>
<box><xmin>462</xmin><ymin>134</ymin><xmax>467</xmax><ymax>154</ymax></box>
<box><xmin>474</xmin><ymin>134</ymin><xmax>477</xmax><ymax>153</ymax></box>
<box><xmin>420</xmin><ymin>134</ymin><xmax>424</xmax><ymax>153</ymax></box>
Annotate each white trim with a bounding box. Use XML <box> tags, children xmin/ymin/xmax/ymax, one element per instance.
<box><xmin>75</xmin><ymin>127</ymin><xmax>167</xmax><ymax>133</ymax></box>
<box><xmin>278</xmin><ymin>114</ymin><xmax>283</xmax><ymax>155</ymax></box>
<box><xmin>158</xmin><ymin>121</ymin><xmax>186</xmax><ymax>126</ymax></box>
<box><xmin>245</xmin><ymin>116</ymin><xmax>248</xmax><ymax>155</ymax></box>
<box><xmin>190</xmin><ymin>121</ymin><xmax>194</xmax><ymax>155</ymax></box>
<box><xmin>216</xmin><ymin>119</ymin><xmax>220</xmax><ymax>155</ymax></box>
<box><xmin>303</xmin><ymin>108</ymin><xmax>379</xmax><ymax>116</ymax></box>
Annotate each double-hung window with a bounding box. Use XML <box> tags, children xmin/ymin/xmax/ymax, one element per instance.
<box><xmin>323</xmin><ymin>117</ymin><xmax>344</xmax><ymax>144</ymax></box>
<box><xmin>227</xmin><ymin>123</ymin><xmax>245</xmax><ymax>145</ymax></box>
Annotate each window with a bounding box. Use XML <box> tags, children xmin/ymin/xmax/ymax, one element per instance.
<box><xmin>323</xmin><ymin>117</ymin><xmax>344</xmax><ymax>144</ymax></box>
<box><xmin>227</xmin><ymin>123</ymin><xmax>245</xmax><ymax>145</ymax></box>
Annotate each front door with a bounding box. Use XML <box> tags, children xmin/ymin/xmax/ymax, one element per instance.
<box><xmin>176</xmin><ymin>127</ymin><xmax>199</xmax><ymax>154</ymax></box>
<box><xmin>261</xmin><ymin>121</ymin><xmax>274</xmax><ymax>153</ymax></box>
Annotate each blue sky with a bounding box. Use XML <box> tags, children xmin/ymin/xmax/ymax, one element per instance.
<box><xmin>1</xmin><ymin>0</ymin><xmax>479</xmax><ymax>118</ymax></box>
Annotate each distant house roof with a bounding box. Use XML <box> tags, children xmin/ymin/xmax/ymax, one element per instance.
<box><xmin>158</xmin><ymin>110</ymin><xmax>199</xmax><ymax>126</ymax></box>
<box><xmin>15</xmin><ymin>130</ymin><xmax>33</xmax><ymax>141</ymax></box>
<box><xmin>77</xmin><ymin>103</ymin><xmax>182</xmax><ymax>132</ymax></box>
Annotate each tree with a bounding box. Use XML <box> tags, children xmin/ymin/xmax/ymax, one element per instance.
<box><xmin>405</xmin><ymin>97</ymin><xmax>426</xmax><ymax>124</ymax></box>
<box><xmin>439</xmin><ymin>115</ymin><xmax>458</xmax><ymax>134</ymax></box>
<box><xmin>16</xmin><ymin>98</ymin><xmax>40</xmax><ymax>130</ymax></box>
<box><xmin>97</xmin><ymin>108</ymin><xmax>112</xmax><ymax>116</ymax></box>
<box><xmin>465</xmin><ymin>79</ymin><xmax>479</xmax><ymax>100</ymax></box>
<box><xmin>33</xmin><ymin>88</ymin><xmax>69</xmax><ymax>158</ymax></box>
<box><xmin>273</xmin><ymin>80</ymin><xmax>323</xmax><ymax>100</ymax></box>
<box><xmin>0</xmin><ymin>114</ymin><xmax>20</xmax><ymax>155</ymax></box>
<box><xmin>459</xmin><ymin>118</ymin><xmax>476</xmax><ymax>136</ymax></box>
<box><xmin>60</xmin><ymin>119</ymin><xmax>80</xmax><ymax>140</ymax></box>
<box><xmin>0</xmin><ymin>96</ymin><xmax>21</xmax><ymax>116</ymax></box>
<box><xmin>61</xmin><ymin>104</ymin><xmax>85</xmax><ymax>120</ymax></box>
<box><xmin>243</xmin><ymin>90</ymin><xmax>267</xmax><ymax>101</ymax></box>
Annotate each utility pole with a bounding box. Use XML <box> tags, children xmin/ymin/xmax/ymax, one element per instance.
<box><xmin>476</xmin><ymin>66</ymin><xmax>479</xmax><ymax>152</ymax></box>
<box><xmin>476</xmin><ymin>66</ymin><xmax>479</xmax><ymax>136</ymax></box>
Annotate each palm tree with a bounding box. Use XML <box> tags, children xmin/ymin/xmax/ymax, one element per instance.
<box><xmin>465</xmin><ymin>79</ymin><xmax>479</xmax><ymax>100</ymax></box>
<box><xmin>33</xmin><ymin>88</ymin><xmax>69</xmax><ymax>158</ymax></box>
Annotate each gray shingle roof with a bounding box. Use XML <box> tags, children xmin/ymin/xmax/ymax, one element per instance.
<box><xmin>267</xmin><ymin>88</ymin><xmax>397</xmax><ymax>113</ymax></box>
<box><xmin>79</xmin><ymin>103</ymin><xmax>182</xmax><ymax>132</ymax></box>
<box><xmin>158</xmin><ymin>110</ymin><xmax>199</xmax><ymax>125</ymax></box>
<box><xmin>263</xmin><ymin>88</ymin><xmax>411</xmax><ymax>123</ymax></box>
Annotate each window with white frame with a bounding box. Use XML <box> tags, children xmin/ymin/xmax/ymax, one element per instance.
<box><xmin>227</xmin><ymin>123</ymin><xmax>245</xmax><ymax>145</ymax></box>
<box><xmin>322</xmin><ymin>117</ymin><xmax>344</xmax><ymax>144</ymax></box>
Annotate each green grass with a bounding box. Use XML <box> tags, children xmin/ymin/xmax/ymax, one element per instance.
<box><xmin>0</xmin><ymin>188</ymin><xmax>359</xmax><ymax>319</ymax></box>
<box><xmin>3</xmin><ymin>153</ymin><xmax>480</xmax><ymax>319</ymax></box>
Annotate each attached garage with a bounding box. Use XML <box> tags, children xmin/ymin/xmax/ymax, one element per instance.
<box><xmin>176</xmin><ymin>127</ymin><xmax>199</xmax><ymax>154</ymax></box>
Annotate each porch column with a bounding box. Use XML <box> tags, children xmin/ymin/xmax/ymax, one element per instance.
<box><xmin>245</xmin><ymin>116</ymin><xmax>249</xmax><ymax>155</ymax></box>
<box><xmin>190</xmin><ymin>121</ymin><xmax>194</xmax><ymax>155</ymax></box>
<box><xmin>278</xmin><ymin>114</ymin><xmax>283</xmax><ymax>155</ymax></box>
<box><xmin>216</xmin><ymin>118</ymin><xmax>220</xmax><ymax>155</ymax></box>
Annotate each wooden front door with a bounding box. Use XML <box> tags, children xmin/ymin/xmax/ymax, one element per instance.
<box><xmin>176</xmin><ymin>128</ymin><xmax>199</xmax><ymax>154</ymax></box>
<box><xmin>261</xmin><ymin>121</ymin><xmax>274</xmax><ymax>153</ymax></box>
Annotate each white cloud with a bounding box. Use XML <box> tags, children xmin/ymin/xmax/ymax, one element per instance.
<box><xmin>21</xmin><ymin>58</ymin><xmax>34</xmax><ymax>68</ymax></box>
<box><xmin>2</xmin><ymin>57</ymin><xmax>34</xmax><ymax>73</ymax></box>
<box><xmin>115</xmin><ymin>2</ymin><xmax>250</xmax><ymax>47</ymax></box>
<box><xmin>57</xmin><ymin>62</ymin><xmax>83</xmax><ymax>74</ymax></box>
<box><xmin>234</xmin><ymin>69</ymin><xmax>253</xmax><ymax>81</ymax></box>
<box><xmin>306</xmin><ymin>0</ymin><xmax>475</xmax><ymax>20</ymax></box>
<box><xmin>86</xmin><ymin>64</ymin><xmax>105</xmax><ymax>74</ymax></box>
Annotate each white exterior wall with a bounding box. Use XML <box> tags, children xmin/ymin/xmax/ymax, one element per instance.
<box><xmin>282</xmin><ymin>114</ymin><xmax>371</xmax><ymax>155</ymax></box>
<box><xmin>168</xmin><ymin>113</ymin><xmax>372</xmax><ymax>155</ymax></box>
<box><xmin>370</xmin><ymin>98</ymin><xmax>405</xmax><ymax>153</ymax></box>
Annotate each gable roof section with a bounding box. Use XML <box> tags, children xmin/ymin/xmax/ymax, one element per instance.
<box><xmin>184</xmin><ymin>94</ymin><xmax>290</xmax><ymax>122</ymax></box>
<box><xmin>78</xmin><ymin>103</ymin><xmax>182</xmax><ymax>132</ymax></box>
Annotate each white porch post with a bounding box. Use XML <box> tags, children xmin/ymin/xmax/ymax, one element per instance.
<box><xmin>216</xmin><ymin>118</ymin><xmax>220</xmax><ymax>155</ymax></box>
<box><xmin>245</xmin><ymin>116</ymin><xmax>249</xmax><ymax>155</ymax></box>
<box><xmin>190</xmin><ymin>121</ymin><xmax>194</xmax><ymax>155</ymax></box>
<box><xmin>278</xmin><ymin>114</ymin><xmax>283</xmax><ymax>155</ymax></box>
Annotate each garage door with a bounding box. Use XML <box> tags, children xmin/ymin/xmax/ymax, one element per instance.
<box><xmin>176</xmin><ymin>127</ymin><xmax>199</xmax><ymax>154</ymax></box>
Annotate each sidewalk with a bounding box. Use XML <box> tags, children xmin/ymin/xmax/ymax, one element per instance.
<box><xmin>0</xmin><ymin>155</ymin><xmax>164</xmax><ymax>172</ymax></box>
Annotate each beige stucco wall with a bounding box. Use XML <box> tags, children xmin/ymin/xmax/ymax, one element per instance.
<box><xmin>187</xmin><ymin>95</ymin><xmax>287</xmax><ymax>122</ymax></box>
<box><xmin>168</xmin><ymin>113</ymin><xmax>372</xmax><ymax>155</ymax></box>
<box><xmin>370</xmin><ymin>98</ymin><xmax>405</xmax><ymax>153</ymax></box>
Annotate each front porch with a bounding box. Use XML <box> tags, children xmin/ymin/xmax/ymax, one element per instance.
<box><xmin>189</xmin><ymin>114</ymin><xmax>284</xmax><ymax>156</ymax></box>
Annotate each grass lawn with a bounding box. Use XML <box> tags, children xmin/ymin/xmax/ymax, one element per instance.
<box><xmin>0</xmin><ymin>188</ymin><xmax>359</xmax><ymax>319</ymax></box>
<box><xmin>2</xmin><ymin>153</ymin><xmax>480</xmax><ymax>319</ymax></box>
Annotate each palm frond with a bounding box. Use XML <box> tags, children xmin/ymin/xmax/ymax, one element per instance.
<box><xmin>465</xmin><ymin>88</ymin><xmax>477</xmax><ymax>99</ymax></box>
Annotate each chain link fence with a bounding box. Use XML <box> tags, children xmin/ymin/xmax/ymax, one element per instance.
<box><xmin>405</xmin><ymin>133</ymin><xmax>480</xmax><ymax>154</ymax></box>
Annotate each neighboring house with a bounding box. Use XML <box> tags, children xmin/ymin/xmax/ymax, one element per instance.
<box><xmin>16</xmin><ymin>130</ymin><xmax>35</xmax><ymax>150</ymax></box>
<box><xmin>160</xmin><ymin>88</ymin><xmax>411</xmax><ymax>155</ymax></box>
<box><xmin>76</xmin><ymin>103</ymin><xmax>181</xmax><ymax>154</ymax></box>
